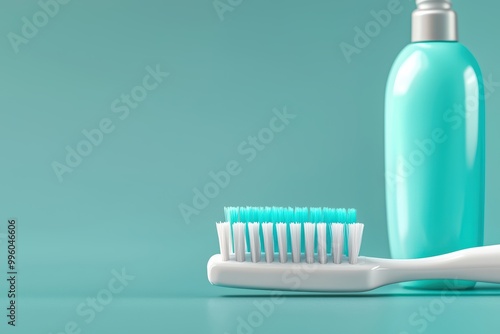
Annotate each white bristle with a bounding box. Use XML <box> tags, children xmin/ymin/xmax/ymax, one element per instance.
<box><xmin>262</xmin><ymin>223</ymin><xmax>274</xmax><ymax>263</ymax></box>
<box><xmin>317</xmin><ymin>223</ymin><xmax>327</xmax><ymax>264</ymax></box>
<box><xmin>276</xmin><ymin>223</ymin><xmax>288</xmax><ymax>263</ymax></box>
<box><xmin>332</xmin><ymin>223</ymin><xmax>344</xmax><ymax>264</ymax></box>
<box><xmin>248</xmin><ymin>223</ymin><xmax>261</xmax><ymax>263</ymax></box>
<box><xmin>215</xmin><ymin>216</ymin><xmax>363</xmax><ymax>266</ymax></box>
<box><xmin>229</xmin><ymin>221</ymin><xmax>234</xmax><ymax>253</ymax></box>
<box><xmin>304</xmin><ymin>223</ymin><xmax>315</xmax><ymax>264</ymax></box>
<box><xmin>290</xmin><ymin>223</ymin><xmax>301</xmax><ymax>263</ymax></box>
<box><xmin>216</xmin><ymin>222</ymin><xmax>231</xmax><ymax>261</ymax></box>
<box><xmin>348</xmin><ymin>223</ymin><xmax>364</xmax><ymax>264</ymax></box>
<box><xmin>233</xmin><ymin>222</ymin><xmax>246</xmax><ymax>262</ymax></box>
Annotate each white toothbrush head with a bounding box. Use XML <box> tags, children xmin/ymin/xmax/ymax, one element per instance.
<box><xmin>209</xmin><ymin>208</ymin><xmax>366</xmax><ymax>292</ymax></box>
<box><xmin>207</xmin><ymin>254</ymin><xmax>379</xmax><ymax>292</ymax></box>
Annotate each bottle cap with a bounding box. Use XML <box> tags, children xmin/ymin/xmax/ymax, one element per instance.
<box><xmin>412</xmin><ymin>0</ymin><xmax>458</xmax><ymax>42</ymax></box>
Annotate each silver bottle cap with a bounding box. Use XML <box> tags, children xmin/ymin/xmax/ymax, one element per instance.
<box><xmin>412</xmin><ymin>0</ymin><xmax>458</xmax><ymax>42</ymax></box>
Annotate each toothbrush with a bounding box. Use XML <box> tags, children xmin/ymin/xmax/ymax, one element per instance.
<box><xmin>208</xmin><ymin>220</ymin><xmax>500</xmax><ymax>292</ymax></box>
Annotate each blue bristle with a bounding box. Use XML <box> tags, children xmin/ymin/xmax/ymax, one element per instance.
<box><xmin>237</xmin><ymin>207</ymin><xmax>250</xmax><ymax>252</ymax></box>
<box><xmin>224</xmin><ymin>206</ymin><xmax>239</xmax><ymax>223</ymax></box>
<box><xmin>322</xmin><ymin>207</ymin><xmax>335</xmax><ymax>254</ymax></box>
<box><xmin>258</xmin><ymin>206</ymin><xmax>273</xmax><ymax>252</ymax></box>
<box><xmin>294</xmin><ymin>207</ymin><xmax>308</xmax><ymax>252</ymax></box>
<box><xmin>323</xmin><ymin>207</ymin><xmax>337</xmax><ymax>223</ymax></box>
<box><xmin>239</xmin><ymin>207</ymin><xmax>249</xmax><ymax>222</ymax></box>
<box><xmin>268</xmin><ymin>207</ymin><xmax>283</xmax><ymax>252</ymax></box>
<box><xmin>258</xmin><ymin>207</ymin><xmax>272</xmax><ymax>222</ymax></box>
<box><xmin>283</xmin><ymin>207</ymin><xmax>294</xmax><ymax>223</ymax></box>
<box><xmin>347</xmin><ymin>208</ymin><xmax>357</xmax><ymax>223</ymax></box>
<box><xmin>246</xmin><ymin>207</ymin><xmax>264</xmax><ymax>252</ymax></box>
<box><xmin>277</xmin><ymin>207</ymin><xmax>286</xmax><ymax>225</ymax></box>
<box><xmin>334</xmin><ymin>209</ymin><xmax>348</xmax><ymax>254</ymax></box>
<box><xmin>248</xmin><ymin>207</ymin><xmax>260</xmax><ymax>222</ymax></box>
<box><xmin>336</xmin><ymin>208</ymin><xmax>347</xmax><ymax>223</ymax></box>
<box><xmin>283</xmin><ymin>207</ymin><xmax>293</xmax><ymax>252</ymax></box>
<box><xmin>222</xmin><ymin>206</ymin><xmax>358</xmax><ymax>256</ymax></box>
<box><xmin>309</xmin><ymin>207</ymin><xmax>323</xmax><ymax>253</ymax></box>
<box><xmin>224</xmin><ymin>207</ymin><xmax>239</xmax><ymax>252</ymax></box>
<box><xmin>270</xmin><ymin>206</ymin><xmax>284</xmax><ymax>223</ymax></box>
<box><xmin>294</xmin><ymin>207</ymin><xmax>308</xmax><ymax>223</ymax></box>
<box><xmin>310</xmin><ymin>207</ymin><xmax>323</xmax><ymax>223</ymax></box>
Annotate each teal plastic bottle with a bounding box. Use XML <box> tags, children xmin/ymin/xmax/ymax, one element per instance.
<box><xmin>385</xmin><ymin>0</ymin><xmax>485</xmax><ymax>289</ymax></box>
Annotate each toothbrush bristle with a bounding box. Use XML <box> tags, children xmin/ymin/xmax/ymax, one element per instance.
<box><xmin>304</xmin><ymin>222</ymin><xmax>315</xmax><ymax>264</ymax></box>
<box><xmin>310</xmin><ymin>207</ymin><xmax>323</xmax><ymax>223</ymax></box>
<box><xmin>271</xmin><ymin>206</ymin><xmax>285</xmax><ymax>223</ymax></box>
<box><xmin>347</xmin><ymin>223</ymin><xmax>364</xmax><ymax>264</ymax></box>
<box><xmin>294</xmin><ymin>207</ymin><xmax>308</xmax><ymax>223</ymax></box>
<box><xmin>258</xmin><ymin>207</ymin><xmax>271</xmax><ymax>222</ymax></box>
<box><xmin>239</xmin><ymin>207</ymin><xmax>250</xmax><ymax>222</ymax></box>
<box><xmin>317</xmin><ymin>223</ymin><xmax>327</xmax><ymax>264</ymax></box>
<box><xmin>249</xmin><ymin>207</ymin><xmax>259</xmax><ymax>222</ymax></box>
<box><xmin>248</xmin><ymin>223</ymin><xmax>261</xmax><ymax>263</ymax></box>
<box><xmin>233</xmin><ymin>222</ymin><xmax>246</xmax><ymax>262</ymax></box>
<box><xmin>219</xmin><ymin>207</ymin><xmax>363</xmax><ymax>265</ymax></box>
<box><xmin>276</xmin><ymin>223</ymin><xmax>288</xmax><ymax>263</ymax></box>
<box><xmin>323</xmin><ymin>207</ymin><xmax>336</xmax><ymax>223</ymax></box>
<box><xmin>225</xmin><ymin>207</ymin><xmax>239</xmax><ymax>223</ymax></box>
<box><xmin>216</xmin><ymin>222</ymin><xmax>231</xmax><ymax>261</ymax></box>
<box><xmin>347</xmin><ymin>208</ymin><xmax>357</xmax><ymax>223</ymax></box>
<box><xmin>331</xmin><ymin>223</ymin><xmax>344</xmax><ymax>264</ymax></box>
<box><xmin>283</xmin><ymin>207</ymin><xmax>294</xmax><ymax>223</ymax></box>
<box><xmin>283</xmin><ymin>208</ymin><xmax>294</xmax><ymax>253</ymax></box>
<box><xmin>262</xmin><ymin>223</ymin><xmax>274</xmax><ymax>263</ymax></box>
<box><xmin>290</xmin><ymin>223</ymin><xmax>301</xmax><ymax>263</ymax></box>
<box><xmin>336</xmin><ymin>209</ymin><xmax>347</xmax><ymax>223</ymax></box>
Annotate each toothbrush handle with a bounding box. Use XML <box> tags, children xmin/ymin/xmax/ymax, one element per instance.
<box><xmin>379</xmin><ymin>245</ymin><xmax>500</xmax><ymax>284</ymax></box>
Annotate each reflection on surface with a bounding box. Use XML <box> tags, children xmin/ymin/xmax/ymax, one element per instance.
<box><xmin>205</xmin><ymin>284</ymin><xmax>500</xmax><ymax>334</ymax></box>
<box><xmin>463</xmin><ymin>66</ymin><xmax>480</xmax><ymax>169</ymax></box>
<box><xmin>8</xmin><ymin>284</ymin><xmax>500</xmax><ymax>333</ymax></box>
<box><xmin>393</xmin><ymin>51</ymin><xmax>426</xmax><ymax>96</ymax></box>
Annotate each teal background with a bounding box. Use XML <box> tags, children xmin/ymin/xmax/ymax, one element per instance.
<box><xmin>0</xmin><ymin>0</ymin><xmax>499</xmax><ymax>333</ymax></box>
